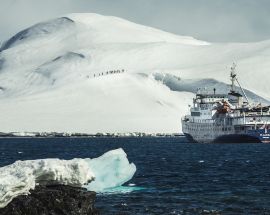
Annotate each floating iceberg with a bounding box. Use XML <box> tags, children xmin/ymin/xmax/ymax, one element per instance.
<box><xmin>0</xmin><ymin>148</ymin><xmax>136</xmax><ymax>208</ymax></box>
<box><xmin>85</xmin><ymin>148</ymin><xmax>137</xmax><ymax>192</ymax></box>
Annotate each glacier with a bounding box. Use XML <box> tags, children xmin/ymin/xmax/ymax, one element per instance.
<box><xmin>0</xmin><ymin>13</ymin><xmax>269</xmax><ymax>133</ymax></box>
<box><xmin>0</xmin><ymin>148</ymin><xmax>136</xmax><ymax>208</ymax></box>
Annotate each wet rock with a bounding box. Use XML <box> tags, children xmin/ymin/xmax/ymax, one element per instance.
<box><xmin>0</xmin><ymin>185</ymin><xmax>99</xmax><ymax>215</ymax></box>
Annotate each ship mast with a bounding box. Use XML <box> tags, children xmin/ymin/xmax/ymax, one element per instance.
<box><xmin>230</xmin><ymin>63</ymin><xmax>250</xmax><ymax>106</ymax></box>
<box><xmin>230</xmin><ymin>63</ymin><xmax>237</xmax><ymax>92</ymax></box>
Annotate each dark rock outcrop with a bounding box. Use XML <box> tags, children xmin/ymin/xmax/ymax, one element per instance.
<box><xmin>0</xmin><ymin>185</ymin><xmax>99</xmax><ymax>215</ymax></box>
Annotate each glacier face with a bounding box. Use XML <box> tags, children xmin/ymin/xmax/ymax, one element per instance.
<box><xmin>0</xmin><ymin>13</ymin><xmax>269</xmax><ymax>133</ymax></box>
<box><xmin>0</xmin><ymin>148</ymin><xmax>136</xmax><ymax>208</ymax></box>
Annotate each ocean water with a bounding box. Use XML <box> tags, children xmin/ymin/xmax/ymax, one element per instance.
<box><xmin>1</xmin><ymin>137</ymin><xmax>270</xmax><ymax>215</ymax></box>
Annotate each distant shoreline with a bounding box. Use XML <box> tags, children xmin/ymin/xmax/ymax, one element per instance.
<box><xmin>0</xmin><ymin>132</ymin><xmax>184</xmax><ymax>138</ymax></box>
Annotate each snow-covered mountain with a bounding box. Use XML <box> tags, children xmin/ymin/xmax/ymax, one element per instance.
<box><xmin>0</xmin><ymin>13</ymin><xmax>269</xmax><ymax>133</ymax></box>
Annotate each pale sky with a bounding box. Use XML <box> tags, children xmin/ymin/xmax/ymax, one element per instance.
<box><xmin>1</xmin><ymin>0</ymin><xmax>270</xmax><ymax>43</ymax></box>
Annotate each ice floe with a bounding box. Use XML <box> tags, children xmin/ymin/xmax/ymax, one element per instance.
<box><xmin>0</xmin><ymin>148</ymin><xmax>136</xmax><ymax>208</ymax></box>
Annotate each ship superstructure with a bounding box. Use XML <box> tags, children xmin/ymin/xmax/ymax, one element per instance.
<box><xmin>182</xmin><ymin>64</ymin><xmax>270</xmax><ymax>143</ymax></box>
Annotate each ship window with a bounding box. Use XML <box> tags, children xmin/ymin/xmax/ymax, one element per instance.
<box><xmin>191</xmin><ymin>112</ymin><xmax>201</xmax><ymax>116</ymax></box>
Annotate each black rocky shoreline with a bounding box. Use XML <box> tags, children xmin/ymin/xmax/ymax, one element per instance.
<box><xmin>0</xmin><ymin>185</ymin><xmax>99</xmax><ymax>215</ymax></box>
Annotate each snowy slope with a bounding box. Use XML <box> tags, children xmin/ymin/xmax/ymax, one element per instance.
<box><xmin>0</xmin><ymin>13</ymin><xmax>269</xmax><ymax>133</ymax></box>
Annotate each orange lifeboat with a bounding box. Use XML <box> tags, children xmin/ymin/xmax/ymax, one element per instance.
<box><xmin>217</xmin><ymin>101</ymin><xmax>231</xmax><ymax>114</ymax></box>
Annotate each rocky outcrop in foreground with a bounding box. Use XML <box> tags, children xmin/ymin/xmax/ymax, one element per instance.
<box><xmin>0</xmin><ymin>185</ymin><xmax>99</xmax><ymax>215</ymax></box>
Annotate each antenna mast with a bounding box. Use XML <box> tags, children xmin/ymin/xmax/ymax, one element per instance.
<box><xmin>230</xmin><ymin>63</ymin><xmax>250</xmax><ymax>106</ymax></box>
<box><xmin>230</xmin><ymin>63</ymin><xmax>237</xmax><ymax>92</ymax></box>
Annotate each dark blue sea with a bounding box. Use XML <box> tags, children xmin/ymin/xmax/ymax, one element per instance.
<box><xmin>1</xmin><ymin>137</ymin><xmax>270</xmax><ymax>215</ymax></box>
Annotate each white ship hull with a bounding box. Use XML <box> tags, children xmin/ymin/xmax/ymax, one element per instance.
<box><xmin>182</xmin><ymin>116</ymin><xmax>270</xmax><ymax>143</ymax></box>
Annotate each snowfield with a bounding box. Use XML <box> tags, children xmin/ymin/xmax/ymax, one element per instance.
<box><xmin>0</xmin><ymin>13</ymin><xmax>269</xmax><ymax>133</ymax></box>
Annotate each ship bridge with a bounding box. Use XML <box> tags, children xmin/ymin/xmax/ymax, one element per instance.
<box><xmin>195</xmin><ymin>93</ymin><xmax>228</xmax><ymax>104</ymax></box>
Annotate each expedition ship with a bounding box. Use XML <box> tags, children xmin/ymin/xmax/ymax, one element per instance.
<box><xmin>181</xmin><ymin>64</ymin><xmax>270</xmax><ymax>143</ymax></box>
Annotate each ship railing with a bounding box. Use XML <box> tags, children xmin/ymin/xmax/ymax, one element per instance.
<box><xmin>232</xmin><ymin>114</ymin><xmax>270</xmax><ymax>119</ymax></box>
<box><xmin>232</xmin><ymin>116</ymin><xmax>270</xmax><ymax>125</ymax></box>
<box><xmin>182</xmin><ymin>118</ymin><xmax>216</xmax><ymax>124</ymax></box>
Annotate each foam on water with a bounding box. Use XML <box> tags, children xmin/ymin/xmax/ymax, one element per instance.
<box><xmin>0</xmin><ymin>148</ymin><xmax>136</xmax><ymax>208</ymax></box>
<box><xmin>99</xmin><ymin>186</ymin><xmax>145</xmax><ymax>194</ymax></box>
